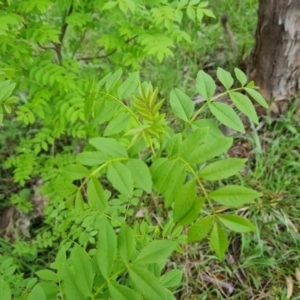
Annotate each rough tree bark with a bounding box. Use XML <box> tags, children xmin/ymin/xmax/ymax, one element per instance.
<box><xmin>248</xmin><ymin>0</ymin><xmax>300</xmax><ymax>114</ymax></box>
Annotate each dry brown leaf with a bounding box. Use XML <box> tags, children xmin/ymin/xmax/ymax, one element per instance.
<box><xmin>286</xmin><ymin>275</ymin><xmax>293</xmax><ymax>299</ymax></box>
<box><xmin>201</xmin><ymin>273</ymin><xmax>234</xmax><ymax>296</ymax></box>
<box><xmin>295</xmin><ymin>268</ymin><xmax>300</xmax><ymax>282</ymax></box>
<box><xmin>135</xmin><ymin>209</ymin><xmax>144</xmax><ymax>218</ymax></box>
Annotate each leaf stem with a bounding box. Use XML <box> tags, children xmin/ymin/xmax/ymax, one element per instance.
<box><xmin>93</xmin><ymin>267</ymin><xmax>127</xmax><ymax>297</ymax></box>
<box><xmin>178</xmin><ymin>157</ymin><xmax>215</xmax><ymax>213</ymax></box>
<box><xmin>187</xmin><ymin>87</ymin><xmax>245</xmax><ymax>130</ymax></box>
<box><xmin>97</xmin><ymin>91</ymin><xmax>141</xmax><ymax>125</ymax></box>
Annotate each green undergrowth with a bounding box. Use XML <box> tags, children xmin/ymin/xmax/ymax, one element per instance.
<box><xmin>177</xmin><ymin>102</ymin><xmax>300</xmax><ymax>299</ymax></box>
<box><xmin>1</xmin><ymin>0</ymin><xmax>299</xmax><ymax>299</ymax></box>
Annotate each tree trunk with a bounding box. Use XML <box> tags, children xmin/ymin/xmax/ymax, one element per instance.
<box><xmin>248</xmin><ymin>0</ymin><xmax>300</xmax><ymax>114</ymax></box>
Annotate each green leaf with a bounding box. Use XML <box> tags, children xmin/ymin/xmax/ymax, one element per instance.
<box><xmin>126</xmin><ymin>159</ymin><xmax>152</xmax><ymax>193</ymax></box>
<box><xmin>61</xmin><ymin>266</ymin><xmax>85</xmax><ymax>300</ymax></box>
<box><xmin>160</xmin><ymin>270</ymin><xmax>183</xmax><ymax>288</ymax></box>
<box><xmin>54</xmin><ymin>181</ymin><xmax>78</xmax><ymax>198</ymax></box>
<box><xmin>89</xmin><ymin>137</ymin><xmax>128</xmax><ymax>158</ymax></box>
<box><xmin>71</xmin><ymin>245</ymin><xmax>94</xmax><ymax>297</ymax></box>
<box><xmin>0</xmin><ymin>80</ymin><xmax>15</xmax><ymax>102</ymax></box>
<box><xmin>104</xmin><ymin>112</ymin><xmax>131</xmax><ymax>136</ymax></box>
<box><xmin>134</xmin><ymin>240</ymin><xmax>177</xmax><ymax>265</ymax></box>
<box><xmin>165</xmin><ymin>134</ymin><xmax>182</xmax><ymax>157</ymax></box>
<box><xmin>36</xmin><ymin>269</ymin><xmax>58</xmax><ymax>282</ymax></box>
<box><xmin>209</xmin><ymin>185</ymin><xmax>262</xmax><ymax>208</ymax></box>
<box><xmin>152</xmin><ymin>159</ymin><xmax>180</xmax><ymax>193</ymax></box>
<box><xmin>202</xmin><ymin>8</ymin><xmax>215</xmax><ymax>18</ymax></box>
<box><xmin>191</xmin><ymin>119</ymin><xmax>224</xmax><ymax>142</ymax></box>
<box><xmin>97</xmin><ymin>217</ymin><xmax>117</xmax><ymax>278</ymax></box>
<box><xmin>29</xmin><ymin>285</ymin><xmax>47</xmax><ymax>300</ymax></box>
<box><xmin>118</xmin><ymin>72</ymin><xmax>139</xmax><ymax>99</ymax></box>
<box><xmin>107</xmin><ymin>161</ymin><xmax>133</xmax><ymax>198</ymax></box>
<box><xmin>186</xmin><ymin>6</ymin><xmax>195</xmax><ymax>21</ymax></box>
<box><xmin>52</xmin><ymin>246</ymin><xmax>66</xmax><ymax>277</ymax></box>
<box><xmin>234</xmin><ymin>68</ymin><xmax>247</xmax><ymax>86</ymax></box>
<box><xmin>210</xmin><ymin>222</ymin><xmax>228</xmax><ymax>261</ymax></box>
<box><xmin>187</xmin><ymin>216</ymin><xmax>214</xmax><ymax>242</ymax></box>
<box><xmin>74</xmin><ymin>190</ymin><xmax>84</xmax><ymax>212</ymax></box>
<box><xmin>170</xmin><ymin>88</ymin><xmax>194</xmax><ymax>122</ymax></box>
<box><xmin>178</xmin><ymin>0</ymin><xmax>188</xmax><ymax>8</ymax></box>
<box><xmin>97</xmin><ymin>72</ymin><xmax>112</xmax><ymax>90</ymax></box>
<box><xmin>152</xmin><ymin>160</ymin><xmax>186</xmax><ymax>206</ymax></box>
<box><xmin>217</xmin><ymin>215</ymin><xmax>257</xmax><ymax>232</ymax></box>
<box><xmin>76</xmin><ymin>151</ymin><xmax>110</xmax><ymax>166</ymax></box>
<box><xmin>61</xmin><ymin>164</ymin><xmax>90</xmax><ymax>181</ymax></box>
<box><xmin>229</xmin><ymin>92</ymin><xmax>259</xmax><ymax>124</ymax></box>
<box><xmin>102</xmin><ymin>1</ymin><xmax>118</xmax><ymax>10</ymax></box>
<box><xmin>245</xmin><ymin>88</ymin><xmax>269</xmax><ymax>108</ymax></box>
<box><xmin>174</xmin><ymin>181</ymin><xmax>201</xmax><ymax>226</ymax></box>
<box><xmin>87</xmin><ymin>176</ymin><xmax>108</xmax><ymax>212</ymax></box>
<box><xmin>196</xmin><ymin>7</ymin><xmax>204</xmax><ymax>22</ymax></box>
<box><xmin>108</xmin><ymin>282</ymin><xmax>141</xmax><ymax>300</ymax></box>
<box><xmin>106</xmin><ymin>68</ymin><xmax>123</xmax><ymax>92</ymax></box>
<box><xmin>0</xmin><ymin>276</ymin><xmax>11</xmax><ymax>300</ymax></box>
<box><xmin>38</xmin><ymin>282</ymin><xmax>58</xmax><ymax>299</ymax></box>
<box><xmin>208</xmin><ymin>102</ymin><xmax>245</xmax><ymax>133</ymax></box>
<box><xmin>175</xmin><ymin>197</ymin><xmax>204</xmax><ymax>226</ymax></box>
<box><xmin>150</xmin><ymin>158</ymin><xmax>168</xmax><ymax>178</ymax></box>
<box><xmin>196</xmin><ymin>70</ymin><xmax>216</xmax><ymax>100</ymax></box>
<box><xmin>118</xmin><ymin>223</ymin><xmax>135</xmax><ymax>264</ymax></box>
<box><xmin>217</xmin><ymin>67</ymin><xmax>234</xmax><ymax>90</ymax></box>
<box><xmin>84</xmin><ymin>77</ymin><xmax>95</xmax><ymax>120</ymax></box>
<box><xmin>180</xmin><ymin>127</ymin><xmax>208</xmax><ymax>156</ymax></box>
<box><xmin>185</xmin><ymin>137</ymin><xmax>233</xmax><ymax>165</ymax></box>
<box><xmin>129</xmin><ymin>266</ymin><xmax>168</xmax><ymax>300</ymax></box>
<box><xmin>198</xmin><ymin>158</ymin><xmax>247</xmax><ymax>180</ymax></box>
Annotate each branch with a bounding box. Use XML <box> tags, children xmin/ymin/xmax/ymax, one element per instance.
<box><xmin>77</xmin><ymin>35</ymin><xmax>138</xmax><ymax>62</ymax></box>
<box><xmin>53</xmin><ymin>1</ymin><xmax>74</xmax><ymax>64</ymax></box>
<box><xmin>78</xmin><ymin>49</ymin><xmax>117</xmax><ymax>61</ymax></box>
<box><xmin>59</xmin><ymin>2</ymin><xmax>73</xmax><ymax>44</ymax></box>
<box><xmin>37</xmin><ymin>42</ymin><xmax>56</xmax><ymax>51</ymax></box>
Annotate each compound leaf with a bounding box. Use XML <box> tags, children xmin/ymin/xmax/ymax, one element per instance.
<box><xmin>196</xmin><ymin>70</ymin><xmax>216</xmax><ymax>100</ymax></box>
<box><xmin>229</xmin><ymin>92</ymin><xmax>259</xmax><ymax>124</ymax></box>
<box><xmin>210</xmin><ymin>222</ymin><xmax>228</xmax><ymax>261</ymax></box>
<box><xmin>198</xmin><ymin>158</ymin><xmax>247</xmax><ymax>180</ymax></box>
<box><xmin>170</xmin><ymin>88</ymin><xmax>194</xmax><ymax>122</ymax></box>
<box><xmin>97</xmin><ymin>217</ymin><xmax>117</xmax><ymax>278</ymax></box>
<box><xmin>187</xmin><ymin>216</ymin><xmax>214</xmax><ymax>242</ymax></box>
<box><xmin>129</xmin><ymin>266</ymin><xmax>168</xmax><ymax>300</ymax></box>
<box><xmin>108</xmin><ymin>282</ymin><xmax>141</xmax><ymax>300</ymax></box>
<box><xmin>209</xmin><ymin>185</ymin><xmax>262</xmax><ymax>208</ymax></box>
<box><xmin>118</xmin><ymin>223</ymin><xmax>135</xmax><ymax>264</ymax></box>
<box><xmin>134</xmin><ymin>240</ymin><xmax>177</xmax><ymax>265</ymax></box>
<box><xmin>87</xmin><ymin>176</ymin><xmax>108</xmax><ymax>212</ymax></box>
<box><xmin>217</xmin><ymin>67</ymin><xmax>234</xmax><ymax>90</ymax></box>
<box><xmin>118</xmin><ymin>71</ymin><xmax>139</xmax><ymax>99</ymax></box>
<box><xmin>107</xmin><ymin>161</ymin><xmax>133</xmax><ymax>198</ymax></box>
<box><xmin>217</xmin><ymin>215</ymin><xmax>257</xmax><ymax>232</ymax></box>
<box><xmin>126</xmin><ymin>159</ymin><xmax>152</xmax><ymax>193</ymax></box>
<box><xmin>208</xmin><ymin>102</ymin><xmax>245</xmax><ymax>133</ymax></box>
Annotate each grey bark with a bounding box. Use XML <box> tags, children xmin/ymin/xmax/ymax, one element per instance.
<box><xmin>248</xmin><ymin>0</ymin><xmax>300</xmax><ymax>114</ymax></box>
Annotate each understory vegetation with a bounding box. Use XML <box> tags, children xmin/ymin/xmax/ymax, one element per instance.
<box><xmin>1</xmin><ymin>0</ymin><xmax>300</xmax><ymax>299</ymax></box>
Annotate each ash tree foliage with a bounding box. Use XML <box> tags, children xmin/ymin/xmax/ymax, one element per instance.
<box><xmin>0</xmin><ymin>0</ymin><xmax>268</xmax><ymax>299</ymax></box>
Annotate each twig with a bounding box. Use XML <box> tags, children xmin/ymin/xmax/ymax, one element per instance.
<box><xmin>78</xmin><ymin>35</ymin><xmax>138</xmax><ymax>61</ymax></box>
<box><xmin>71</xmin><ymin>30</ymin><xmax>87</xmax><ymax>58</ymax></box>
<box><xmin>37</xmin><ymin>42</ymin><xmax>56</xmax><ymax>51</ymax></box>
<box><xmin>221</xmin><ymin>14</ymin><xmax>238</xmax><ymax>60</ymax></box>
